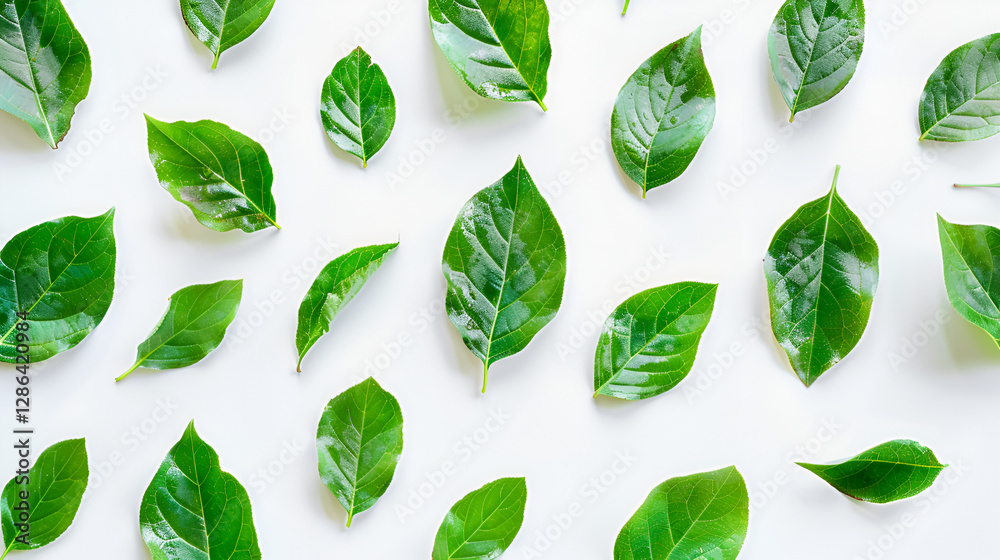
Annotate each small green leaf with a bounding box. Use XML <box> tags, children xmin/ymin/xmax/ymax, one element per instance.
<box><xmin>0</xmin><ymin>0</ymin><xmax>91</xmax><ymax>148</ymax></box>
<box><xmin>764</xmin><ymin>166</ymin><xmax>878</xmax><ymax>386</ymax></box>
<box><xmin>0</xmin><ymin>210</ymin><xmax>116</xmax><ymax>363</ymax></box>
<box><xmin>937</xmin><ymin>215</ymin><xmax>1000</xmax><ymax>344</ymax></box>
<box><xmin>180</xmin><ymin>0</ymin><xmax>276</xmax><ymax>69</ymax></box>
<box><xmin>429</xmin><ymin>0</ymin><xmax>550</xmax><ymax>109</ymax></box>
<box><xmin>615</xmin><ymin>466</ymin><xmax>748</xmax><ymax>560</ymax></box>
<box><xmin>118</xmin><ymin>280</ymin><xmax>243</xmax><ymax>381</ymax></box>
<box><xmin>798</xmin><ymin>440</ymin><xmax>946</xmax><ymax>503</ymax></box>
<box><xmin>611</xmin><ymin>27</ymin><xmax>716</xmax><ymax>198</ymax></box>
<box><xmin>767</xmin><ymin>0</ymin><xmax>865</xmax><ymax>121</ymax></box>
<box><xmin>140</xmin><ymin>421</ymin><xmax>261</xmax><ymax>560</ymax></box>
<box><xmin>919</xmin><ymin>33</ymin><xmax>1000</xmax><ymax>142</ymax></box>
<box><xmin>0</xmin><ymin>439</ymin><xmax>88</xmax><ymax>553</ymax></box>
<box><xmin>594</xmin><ymin>282</ymin><xmax>718</xmax><ymax>400</ymax></box>
<box><xmin>317</xmin><ymin>377</ymin><xmax>403</xmax><ymax>527</ymax></box>
<box><xmin>296</xmin><ymin>243</ymin><xmax>397</xmax><ymax>372</ymax></box>
<box><xmin>145</xmin><ymin>115</ymin><xmax>280</xmax><ymax>233</ymax></box>
<box><xmin>432</xmin><ymin>477</ymin><xmax>527</xmax><ymax>560</ymax></box>
<box><xmin>442</xmin><ymin>157</ymin><xmax>566</xmax><ymax>392</ymax></box>
<box><xmin>321</xmin><ymin>47</ymin><xmax>396</xmax><ymax>167</ymax></box>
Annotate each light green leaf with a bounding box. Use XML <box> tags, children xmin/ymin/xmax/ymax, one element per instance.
<box><xmin>937</xmin><ymin>215</ymin><xmax>1000</xmax><ymax>344</ymax></box>
<box><xmin>321</xmin><ymin>47</ymin><xmax>396</xmax><ymax>167</ymax></box>
<box><xmin>611</xmin><ymin>27</ymin><xmax>716</xmax><ymax>198</ymax></box>
<box><xmin>145</xmin><ymin>115</ymin><xmax>280</xmax><ymax>233</ymax></box>
<box><xmin>180</xmin><ymin>0</ymin><xmax>276</xmax><ymax>69</ymax></box>
<box><xmin>296</xmin><ymin>243</ymin><xmax>397</xmax><ymax>372</ymax></box>
<box><xmin>429</xmin><ymin>0</ymin><xmax>550</xmax><ymax>109</ymax></box>
<box><xmin>594</xmin><ymin>282</ymin><xmax>717</xmax><ymax>400</ymax></box>
<box><xmin>0</xmin><ymin>210</ymin><xmax>116</xmax><ymax>363</ymax></box>
<box><xmin>919</xmin><ymin>33</ymin><xmax>1000</xmax><ymax>142</ymax></box>
<box><xmin>615</xmin><ymin>466</ymin><xmax>748</xmax><ymax>560</ymax></box>
<box><xmin>317</xmin><ymin>377</ymin><xmax>403</xmax><ymax>527</ymax></box>
<box><xmin>442</xmin><ymin>157</ymin><xmax>566</xmax><ymax>392</ymax></box>
<box><xmin>118</xmin><ymin>279</ymin><xmax>243</xmax><ymax>381</ymax></box>
<box><xmin>432</xmin><ymin>477</ymin><xmax>527</xmax><ymax>560</ymax></box>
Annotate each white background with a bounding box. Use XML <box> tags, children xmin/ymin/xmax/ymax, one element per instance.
<box><xmin>2</xmin><ymin>0</ymin><xmax>998</xmax><ymax>558</ymax></box>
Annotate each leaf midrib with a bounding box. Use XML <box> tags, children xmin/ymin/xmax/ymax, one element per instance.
<box><xmin>941</xmin><ymin>222</ymin><xmax>1000</xmax><ymax>323</ymax></box>
<box><xmin>10</xmin><ymin>4</ymin><xmax>56</xmax><ymax>146</ymax></box>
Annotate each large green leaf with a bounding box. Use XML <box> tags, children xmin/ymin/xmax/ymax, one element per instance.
<box><xmin>180</xmin><ymin>0</ymin><xmax>275</xmax><ymax>69</ymax></box>
<box><xmin>118</xmin><ymin>280</ymin><xmax>243</xmax><ymax>381</ymax></box>
<box><xmin>614</xmin><ymin>466</ymin><xmax>748</xmax><ymax>560</ymax></box>
<box><xmin>140</xmin><ymin>421</ymin><xmax>261</xmax><ymax>560</ymax></box>
<box><xmin>798</xmin><ymin>440</ymin><xmax>946</xmax><ymax>503</ymax></box>
<box><xmin>296</xmin><ymin>243</ymin><xmax>397</xmax><ymax>372</ymax></box>
<box><xmin>317</xmin><ymin>377</ymin><xmax>403</xmax><ymax>527</ymax></box>
<box><xmin>764</xmin><ymin>166</ymin><xmax>878</xmax><ymax>386</ymax></box>
<box><xmin>321</xmin><ymin>47</ymin><xmax>396</xmax><ymax>167</ymax></box>
<box><xmin>0</xmin><ymin>439</ymin><xmax>88</xmax><ymax>554</ymax></box>
<box><xmin>429</xmin><ymin>0</ymin><xmax>550</xmax><ymax>110</ymax></box>
<box><xmin>0</xmin><ymin>0</ymin><xmax>91</xmax><ymax>148</ymax></box>
<box><xmin>937</xmin><ymin>215</ymin><xmax>1000</xmax><ymax>344</ymax></box>
<box><xmin>767</xmin><ymin>0</ymin><xmax>865</xmax><ymax>121</ymax></box>
<box><xmin>0</xmin><ymin>210</ymin><xmax>116</xmax><ymax>363</ymax></box>
<box><xmin>432</xmin><ymin>477</ymin><xmax>526</xmax><ymax>560</ymax></box>
<box><xmin>919</xmin><ymin>34</ymin><xmax>1000</xmax><ymax>142</ymax></box>
<box><xmin>145</xmin><ymin>115</ymin><xmax>280</xmax><ymax>233</ymax></box>
<box><xmin>611</xmin><ymin>27</ymin><xmax>716</xmax><ymax>198</ymax></box>
<box><xmin>442</xmin><ymin>157</ymin><xmax>566</xmax><ymax>392</ymax></box>
<box><xmin>594</xmin><ymin>282</ymin><xmax>717</xmax><ymax>401</ymax></box>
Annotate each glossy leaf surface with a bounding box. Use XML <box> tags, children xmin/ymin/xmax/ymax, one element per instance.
<box><xmin>1</xmin><ymin>439</ymin><xmax>88</xmax><ymax>551</ymax></box>
<box><xmin>767</xmin><ymin>0</ymin><xmax>865</xmax><ymax>120</ymax></box>
<box><xmin>432</xmin><ymin>477</ymin><xmax>526</xmax><ymax>560</ymax></box>
<box><xmin>145</xmin><ymin>116</ymin><xmax>280</xmax><ymax>233</ymax></box>
<box><xmin>429</xmin><ymin>0</ymin><xmax>550</xmax><ymax>109</ymax></box>
<box><xmin>442</xmin><ymin>157</ymin><xmax>566</xmax><ymax>392</ymax></box>
<box><xmin>937</xmin><ymin>215</ymin><xmax>1000</xmax><ymax>343</ymax></box>
<box><xmin>317</xmin><ymin>377</ymin><xmax>403</xmax><ymax>527</ymax></box>
<box><xmin>611</xmin><ymin>27</ymin><xmax>715</xmax><ymax>198</ymax></box>
<box><xmin>798</xmin><ymin>440</ymin><xmax>945</xmax><ymax>503</ymax></box>
<box><xmin>0</xmin><ymin>0</ymin><xmax>91</xmax><ymax>147</ymax></box>
<box><xmin>764</xmin><ymin>167</ymin><xmax>878</xmax><ymax>386</ymax></box>
<box><xmin>321</xmin><ymin>47</ymin><xmax>395</xmax><ymax>167</ymax></box>
<box><xmin>140</xmin><ymin>422</ymin><xmax>261</xmax><ymax>560</ymax></box>
<box><xmin>919</xmin><ymin>34</ymin><xmax>1000</xmax><ymax>142</ymax></box>
<box><xmin>119</xmin><ymin>279</ymin><xmax>243</xmax><ymax>380</ymax></box>
<box><xmin>296</xmin><ymin>243</ymin><xmax>397</xmax><ymax>371</ymax></box>
<box><xmin>615</xmin><ymin>466</ymin><xmax>748</xmax><ymax>560</ymax></box>
<box><xmin>180</xmin><ymin>0</ymin><xmax>275</xmax><ymax>69</ymax></box>
<box><xmin>0</xmin><ymin>210</ymin><xmax>116</xmax><ymax>363</ymax></box>
<box><xmin>594</xmin><ymin>282</ymin><xmax>717</xmax><ymax>400</ymax></box>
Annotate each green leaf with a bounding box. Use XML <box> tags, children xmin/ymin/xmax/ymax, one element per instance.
<box><xmin>594</xmin><ymin>282</ymin><xmax>718</xmax><ymax>400</ymax></box>
<box><xmin>611</xmin><ymin>27</ymin><xmax>716</xmax><ymax>198</ymax></box>
<box><xmin>764</xmin><ymin>166</ymin><xmax>878</xmax><ymax>386</ymax></box>
<box><xmin>0</xmin><ymin>439</ymin><xmax>88</xmax><ymax>554</ymax></box>
<box><xmin>919</xmin><ymin>34</ymin><xmax>1000</xmax><ymax>142</ymax></box>
<box><xmin>0</xmin><ymin>210</ymin><xmax>116</xmax><ymax>363</ymax></box>
<box><xmin>767</xmin><ymin>0</ymin><xmax>865</xmax><ymax>121</ymax></box>
<box><xmin>614</xmin><ymin>466</ymin><xmax>748</xmax><ymax>560</ymax></box>
<box><xmin>936</xmin><ymin>215</ymin><xmax>1000</xmax><ymax>344</ymax></box>
<box><xmin>296</xmin><ymin>243</ymin><xmax>397</xmax><ymax>372</ymax></box>
<box><xmin>140</xmin><ymin>421</ymin><xmax>261</xmax><ymax>560</ymax></box>
<box><xmin>442</xmin><ymin>157</ymin><xmax>566</xmax><ymax>392</ymax></box>
<box><xmin>321</xmin><ymin>47</ymin><xmax>396</xmax><ymax>167</ymax></box>
<box><xmin>317</xmin><ymin>377</ymin><xmax>403</xmax><ymax>527</ymax></box>
<box><xmin>145</xmin><ymin>115</ymin><xmax>280</xmax><ymax>233</ymax></box>
<box><xmin>118</xmin><ymin>280</ymin><xmax>243</xmax><ymax>381</ymax></box>
<box><xmin>429</xmin><ymin>0</ymin><xmax>550</xmax><ymax>110</ymax></box>
<box><xmin>797</xmin><ymin>440</ymin><xmax>946</xmax><ymax>503</ymax></box>
<box><xmin>180</xmin><ymin>0</ymin><xmax>276</xmax><ymax>69</ymax></box>
<box><xmin>0</xmin><ymin>0</ymin><xmax>91</xmax><ymax>148</ymax></box>
<box><xmin>432</xmin><ymin>477</ymin><xmax>527</xmax><ymax>560</ymax></box>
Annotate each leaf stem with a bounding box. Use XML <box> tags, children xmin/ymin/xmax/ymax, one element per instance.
<box><xmin>481</xmin><ymin>362</ymin><xmax>489</xmax><ymax>394</ymax></box>
<box><xmin>831</xmin><ymin>164</ymin><xmax>842</xmax><ymax>191</ymax></box>
<box><xmin>211</xmin><ymin>50</ymin><xmax>220</xmax><ymax>70</ymax></box>
<box><xmin>346</xmin><ymin>510</ymin><xmax>354</xmax><ymax>528</ymax></box>
<box><xmin>622</xmin><ymin>0</ymin><xmax>630</xmax><ymax>15</ymax></box>
<box><xmin>116</xmin><ymin>363</ymin><xmax>140</xmax><ymax>382</ymax></box>
<box><xmin>1</xmin><ymin>534</ymin><xmax>17</xmax><ymax>559</ymax></box>
<box><xmin>955</xmin><ymin>183</ymin><xmax>1000</xmax><ymax>188</ymax></box>
<box><xmin>537</xmin><ymin>98</ymin><xmax>548</xmax><ymax>112</ymax></box>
